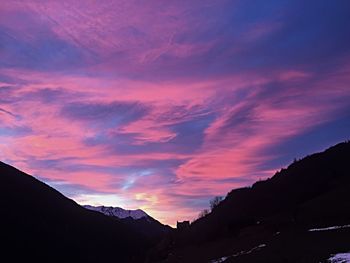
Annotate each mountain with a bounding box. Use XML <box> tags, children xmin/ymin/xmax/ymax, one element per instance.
<box><xmin>2</xmin><ymin>141</ymin><xmax>350</xmax><ymax>262</ymax></box>
<box><xmin>84</xmin><ymin>205</ymin><xmax>172</xmax><ymax>241</ymax></box>
<box><xmin>84</xmin><ymin>205</ymin><xmax>149</xmax><ymax>219</ymax></box>
<box><xmin>154</xmin><ymin>141</ymin><xmax>350</xmax><ymax>262</ymax></box>
<box><xmin>0</xmin><ymin>161</ymin><xmax>161</xmax><ymax>262</ymax></box>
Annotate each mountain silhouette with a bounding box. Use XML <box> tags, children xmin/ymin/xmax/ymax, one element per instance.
<box><xmin>84</xmin><ymin>205</ymin><xmax>150</xmax><ymax>219</ymax></box>
<box><xmin>84</xmin><ymin>205</ymin><xmax>172</xmax><ymax>241</ymax></box>
<box><xmin>1</xmin><ymin>141</ymin><xmax>350</xmax><ymax>262</ymax></box>
<box><xmin>0</xmin><ymin>161</ymin><xmax>167</xmax><ymax>262</ymax></box>
<box><xmin>154</xmin><ymin>141</ymin><xmax>350</xmax><ymax>262</ymax></box>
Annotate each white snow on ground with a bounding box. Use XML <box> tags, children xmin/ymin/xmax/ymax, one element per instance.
<box><xmin>210</xmin><ymin>256</ymin><xmax>228</xmax><ymax>263</ymax></box>
<box><xmin>327</xmin><ymin>252</ymin><xmax>350</xmax><ymax>263</ymax></box>
<box><xmin>308</xmin><ymin>224</ymin><xmax>350</xmax><ymax>232</ymax></box>
<box><xmin>209</xmin><ymin>244</ymin><xmax>266</xmax><ymax>263</ymax></box>
<box><xmin>231</xmin><ymin>244</ymin><xmax>266</xmax><ymax>257</ymax></box>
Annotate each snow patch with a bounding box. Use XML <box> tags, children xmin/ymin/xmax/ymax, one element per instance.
<box><xmin>232</xmin><ymin>244</ymin><xmax>266</xmax><ymax>257</ymax></box>
<box><xmin>210</xmin><ymin>256</ymin><xmax>228</xmax><ymax>263</ymax></box>
<box><xmin>308</xmin><ymin>224</ymin><xmax>350</xmax><ymax>232</ymax></box>
<box><xmin>83</xmin><ymin>205</ymin><xmax>148</xmax><ymax>220</ymax></box>
<box><xmin>327</xmin><ymin>252</ymin><xmax>350</xmax><ymax>263</ymax></box>
<box><xmin>209</xmin><ymin>244</ymin><xmax>266</xmax><ymax>263</ymax></box>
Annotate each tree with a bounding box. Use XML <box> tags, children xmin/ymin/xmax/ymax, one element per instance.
<box><xmin>198</xmin><ymin>209</ymin><xmax>209</xmax><ymax>219</ymax></box>
<box><xmin>210</xmin><ymin>196</ymin><xmax>223</xmax><ymax>211</ymax></box>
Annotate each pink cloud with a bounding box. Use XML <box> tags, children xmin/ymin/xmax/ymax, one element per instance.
<box><xmin>2</xmin><ymin>64</ymin><xmax>350</xmax><ymax>226</ymax></box>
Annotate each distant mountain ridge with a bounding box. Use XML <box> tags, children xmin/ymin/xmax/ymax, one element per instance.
<box><xmin>84</xmin><ymin>205</ymin><xmax>149</xmax><ymax>220</ymax></box>
<box><xmin>84</xmin><ymin>204</ymin><xmax>173</xmax><ymax>241</ymax></box>
<box><xmin>0</xmin><ymin>161</ymin><xmax>166</xmax><ymax>262</ymax></box>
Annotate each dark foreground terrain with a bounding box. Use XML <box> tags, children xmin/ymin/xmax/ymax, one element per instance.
<box><xmin>151</xmin><ymin>142</ymin><xmax>350</xmax><ymax>262</ymax></box>
<box><xmin>1</xmin><ymin>141</ymin><xmax>350</xmax><ymax>262</ymax></box>
<box><xmin>0</xmin><ymin>161</ymin><xmax>169</xmax><ymax>262</ymax></box>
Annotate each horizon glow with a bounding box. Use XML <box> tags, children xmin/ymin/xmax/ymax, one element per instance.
<box><xmin>1</xmin><ymin>0</ymin><xmax>350</xmax><ymax>226</ymax></box>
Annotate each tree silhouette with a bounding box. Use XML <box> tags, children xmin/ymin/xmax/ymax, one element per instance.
<box><xmin>210</xmin><ymin>196</ymin><xmax>223</xmax><ymax>211</ymax></box>
<box><xmin>198</xmin><ymin>209</ymin><xmax>209</xmax><ymax>219</ymax></box>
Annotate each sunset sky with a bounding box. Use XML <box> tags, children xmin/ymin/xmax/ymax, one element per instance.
<box><xmin>1</xmin><ymin>0</ymin><xmax>350</xmax><ymax>226</ymax></box>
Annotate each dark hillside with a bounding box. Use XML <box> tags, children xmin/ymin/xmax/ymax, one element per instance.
<box><xmin>189</xmin><ymin>141</ymin><xmax>350</xmax><ymax>242</ymax></box>
<box><xmin>157</xmin><ymin>142</ymin><xmax>350</xmax><ymax>262</ymax></box>
<box><xmin>0</xmin><ymin>161</ymin><xmax>152</xmax><ymax>262</ymax></box>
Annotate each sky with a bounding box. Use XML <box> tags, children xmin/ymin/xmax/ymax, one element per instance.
<box><xmin>0</xmin><ymin>0</ymin><xmax>350</xmax><ymax>226</ymax></box>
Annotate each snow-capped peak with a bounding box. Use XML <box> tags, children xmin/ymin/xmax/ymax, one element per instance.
<box><xmin>83</xmin><ymin>205</ymin><xmax>148</xmax><ymax>220</ymax></box>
